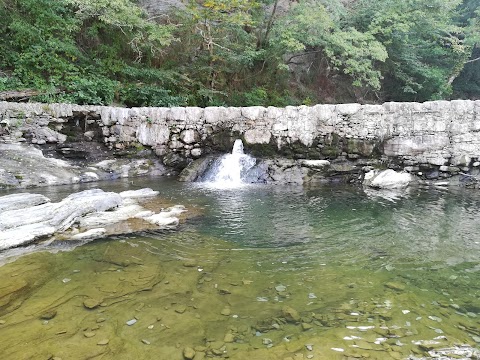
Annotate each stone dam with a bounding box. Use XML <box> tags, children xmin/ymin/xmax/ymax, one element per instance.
<box><xmin>1</xmin><ymin>100</ymin><xmax>480</xmax><ymax>187</ymax></box>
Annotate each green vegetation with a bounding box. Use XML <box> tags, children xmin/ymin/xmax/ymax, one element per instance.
<box><xmin>0</xmin><ymin>0</ymin><xmax>478</xmax><ymax>106</ymax></box>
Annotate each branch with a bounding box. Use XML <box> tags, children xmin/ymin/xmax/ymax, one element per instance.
<box><xmin>286</xmin><ymin>50</ymin><xmax>324</xmax><ymax>64</ymax></box>
<box><xmin>465</xmin><ymin>56</ymin><xmax>480</xmax><ymax>64</ymax></box>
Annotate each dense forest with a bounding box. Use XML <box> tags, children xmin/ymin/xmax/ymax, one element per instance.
<box><xmin>0</xmin><ymin>0</ymin><xmax>479</xmax><ymax>107</ymax></box>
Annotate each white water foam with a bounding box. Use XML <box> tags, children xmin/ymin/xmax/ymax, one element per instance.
<box><xmin>201</xmin><ymin>139</ymin><xmax>256</xmax><ymax>189</ymax></box>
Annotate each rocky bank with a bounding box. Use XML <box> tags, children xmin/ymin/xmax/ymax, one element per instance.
<box><xmin>1</xmin><ymin>100</ymin><xmax>480</xmax><ymax>189</ymax></box>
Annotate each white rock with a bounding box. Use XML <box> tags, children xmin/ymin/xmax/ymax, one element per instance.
<box><xmin>364</xmin><ymin>169</ymin><xmax>413</xmax><ymax>189</ymax></box>
<box><xmin>299</xmin><ymin>159</ymin><xmax>330</xmax><ymax>168</ymax></box>
<box><xmin>0</xmin><ymin>193</ymin><xmax>50</xmax><ymax>212</ymax></box>
<box><xmin>119</xmin><ymin>188</ymin><xmax>159</xmax><ymax>199</ymax></box>
<box><xmin>70</xmin><ymin>228</ymin><xmax>106</xmax><ymax>240</ymax></box>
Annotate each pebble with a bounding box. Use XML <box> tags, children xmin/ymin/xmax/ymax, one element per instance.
<box><xmin>220</xmin><ymin>307</ymin><xmax>231</xmax><ymax>316</ymax></box>
<box><xmin>62</xmin><ymin>278</ymin><xmax>71</xmax><ymax>283</ymax></box>
<box><xmin>282</xmin><ymin>306</ymin><xmax>300</xmax><ymax>323</ymax></box>
<box><xmin>472</xmin><ymin>335</ymin><xmax>480</xmax><ymax>343</ymax></box>
<box><xmin>83</xmin><ymin>298</ymin><xmax>101</xmax><ymax>309</ymax></box>
<box><xmin>96</xmin><ymin>318</ymin><xmax>106</xmax><ymax>323</ymax></box>
<box><xmin>183</xmin><ymin>347</ymin><xmax>196</xmax><ymax>359</ymax></box>
<box><xmin>175</xmin><ymin>305</ymin><xmax>187</xmax><ymax>314</ymax></box>
<box><xmin>275</xmin><ymin>285</ymin><xmax>287</xmax><ymax>292</ymax></box>
<box><xmin>428</xmin><ymin>316</ymin><xmax>442</xmax><ymax>322</ymax></box>
<box><xmin>262</xmin><ymin>338</ymin><xmax>273</xmax><ymax>345</ymax></box>
<box><xmin>183</xmin><ymin>260</ymin><xmax>197</xmax><ymax>267</ymax></box>
<box><xmin>40</xmin><ymin>310</ymin><xmax>57</xmax><ymax>320</ymax></box>
<box><xmin>126</xmin><ymin>319</ymin><xmax>137</xmax><ymax>326</ymax></box>
<box><xmin>223</xmin><ymin>333</ymin><xmax>234</xmax><ymax>343</ymax></box>
<box><xmin>331</xmin><ymin>348</ymin><xmax>344</xmax><ymax>352</ymax></box>
<box><xmin>0</xmin><ymin>320</ymin><xmax>6</xmax><ymax>325</ymax></box>
<box><xmin>306</xmin><ymin>356</ymin><xmax>314</xmax><ymax>359</ymax></box>
<box><xmin>385</xmin><ymin>282</ymin><xmax>405</xmax><ymax>291</ymax></box>
<box><xmin>308</xmin><ymin>293</ymin><xmax>317</xmax><ymax>299</ymax></box>
<box><xmin>97</xmin><ymin>339</ymin><xmax>109</xmax><ymax>345</ymax></box>
<box><xmin>402</xmin><ymin>310</ymin><xmax>410</xmax><ymax>314</ymax></box>
<box><xmin>305</xmin><ymin>344</ymin><xmax>313</xmax><ymax>351</ymax></box>
<box><xmin>148</xmin><ymin>325</ymin><xmax>154</xmax><ymax>329</ymax></box>
<box><xmin>301</xmin><ymin>323</ymin><xmax>313</xmax><ymax>331</ymax></box>
<box><xmin>84</xmin><ymin>332</ymin><xmax>96</xmax><ymax>338</ymax></box>
<box><xmin>141</xmin><ymin>339</ymin><xmax>151</xmax><ymax>345</ymax></box>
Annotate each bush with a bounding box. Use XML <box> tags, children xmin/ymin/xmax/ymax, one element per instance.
<box><xmin>119</xmin><ymin>85</ymin><xmax>188</xmax><ymax>107</ymax></box>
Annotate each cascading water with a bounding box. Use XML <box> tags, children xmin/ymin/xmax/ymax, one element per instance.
<box><xmin>200</xmin><ymin>139</ymin><xmax>258</xmax><ymax>187</ymax></box>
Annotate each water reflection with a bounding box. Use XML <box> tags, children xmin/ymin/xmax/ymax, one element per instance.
<box><xmin>1</xmin><ymin>179</ymin><xmax>480</xmax><ymax>359</ymax></box>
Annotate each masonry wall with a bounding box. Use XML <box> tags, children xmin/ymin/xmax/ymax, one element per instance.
<box><xmin>1</xmin><ymin>100</ymin><xmax>480</xmax><ymax>176</ymax></box>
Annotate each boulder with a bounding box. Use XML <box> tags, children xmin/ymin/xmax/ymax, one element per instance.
<box><xmin>0</xmin><ymin>188</ymin><xmax>187</xmax><ymax>251</ymax></box>
<box><xmin>178</xmin><ymin>156</ymin><xmax>215</xmax><ymax>182</ymax></box>
<box><xmin>363</xmin><ymin>169</ymin><xmax>413</xmax><ymax>189</ymax></box>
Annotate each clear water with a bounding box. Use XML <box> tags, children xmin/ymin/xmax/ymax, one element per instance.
<box><xmin>0</xmin><ymin>178</ymin><xmax>479</xmax><ymax>360</ymax></box>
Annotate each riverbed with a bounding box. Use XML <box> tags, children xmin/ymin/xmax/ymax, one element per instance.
<box><xmin>0</xmin><ymin>178</ymin><xmax>479</xmax><ymax>359</ymax></box>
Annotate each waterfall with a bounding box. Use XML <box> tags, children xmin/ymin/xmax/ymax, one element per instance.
<box><xmin>200</xmin><ymin>139</ymin><xmax>257</xmax><ymax>187</ymax></box>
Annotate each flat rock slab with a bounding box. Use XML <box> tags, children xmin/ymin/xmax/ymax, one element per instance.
<box><xmin>0</xmin><ymin>193</ymin><xmax>50</xmax><ymax>212</ymax></box>
<box><xmin>0</xmin><ymin>188</ymin><xmax>187</xmax><ymax>251</ymax></box>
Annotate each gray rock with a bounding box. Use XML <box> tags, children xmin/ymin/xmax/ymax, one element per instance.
<box><xmin>0</xmin><ymin>193</ymin><xmax>50</xmax><ymax>212</ymax></box>
<box><xmin>0</xmin><ymin>189</ymin><xmax>122</xmax><ymax>250</ymax></box>
<box><xmin>178</xmin><ymin>156</ymin><xmax>215</xmax><ymax>182</ymax></box>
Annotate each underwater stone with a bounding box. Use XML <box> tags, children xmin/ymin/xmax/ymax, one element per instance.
<box><xmin>384</xmin><ymin>282</ymin><xmax>406</xmax><ymax>291</ymax></box>
<box><xmin>183</xmin><ymin>347</ymin><xmax>196</xmax><ymax>359</ymax></box>
<box><xmin>40</xmin><ymin>310</ymin><xmax>57</xmax><ymax>320</ymax></box>
<box><xmin>282</xmin><ymin>306</ymin><xmax>300</xmax><ymax>323</ymax></box>
<box><xmin>83</xmin><ymin>298</ymin><xmax>101</xmax><ymax>309</ymax></box>
<box><xmin>126</xmin><ymin>319</ymin><xmax>137</xmax><ymax>326</ymax></box>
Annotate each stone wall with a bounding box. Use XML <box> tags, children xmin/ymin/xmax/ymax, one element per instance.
<box><xmin>1</xmin><ymin>100</ymin><xmax>480</xmax><ymax>184</ymax></box>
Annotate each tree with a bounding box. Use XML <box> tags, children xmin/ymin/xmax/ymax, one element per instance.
<box><xmin>350</xmin><ymin>0</ymin><xmax>472</xmax><ymax>101</ymax></box>
<box><xmin>268</xmin><ymin>0</ymin><xmax>387</xmax><ymax>91</ymax></box>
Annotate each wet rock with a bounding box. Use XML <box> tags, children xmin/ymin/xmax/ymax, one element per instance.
<box><xmin>364</xmin><ymin>169</ymin><xmax>413</xmax><ymax>189</ymax></box>
<box><xmin>72</xmin><ymin>228</ymin><xmax>106</xmax><ymax>241</ymax></box>
<box><xmin>178</xmin><ymin>156</ymin><xmax>215</xmax><ymax>182</ymax></box>
<box><xmin>175</xmin><ymin>305</ymin><xmax>187</xmax><ymax>314</ymax></box>
<box><xmin>384</xmin><ymin>282</ymin><xmax>405</xmax><ymax>291</ymax></box>
<box><xmin>83</xmin><ymin>298</ymin><xmax>101</xmax><ymax>309</ymax></box>
<box><xmin>221</xmin><ymin>307</ymin><xmax>231</xmax><ymax>316</ymax></box>
<box><xmin>119</xmin><ymin>188</ymin><xmax>159</xmax><ymax>199</ymax></box>
<box><xmin>301</xmin><ymin>323</ymin><xmax>313</xmax><ymax>331</ymax></box>
<box><xmin>223</xmin><ymin>333</ymin><xmax>234</xmax><ymax>343</ymax></box>
<box><xmin>183</xmin><ymin>260</ymin><xmax>197</xmax><ymax>267</ymax></box>
<box><xmin>282</xmin><ymin>306</ymin><xmax>300</xmax><ymax>323</ymax></box>
<box><xmin>163</xmin><ymin>152</ymin><xmax>189</xmax><ymax>170</ymax></box>
<box><xmin>40</xmin><ymin>310</ymin><xmax>57</xmax><ymax>320</ymax></box>
<box><xmin>183</xmin><ymin>347</ymin><xmax>196</xmax><ymax>359</ymax></box>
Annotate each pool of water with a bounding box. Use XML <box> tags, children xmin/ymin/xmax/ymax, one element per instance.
<box><xmin>0</xmin><ymin>178</ymin><xmax>479</xmax><ymax>360</ymax></box>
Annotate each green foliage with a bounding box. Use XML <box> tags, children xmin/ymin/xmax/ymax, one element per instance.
<box><xmin>119</xmin><ymin>85</ymin><xmax>188</xmax><ymax>107</ymax></box>
<box><xmin>350</xmin><ymin>0</ymin><xmax>471</xmax><ymax>101</ymax></box>
<box><xmin>269</xmin><ymin>0</ymin><xmax>387</xmax><ymax>90</ymax></box>
<box><xmin>0</xmin><ymin>0</ymin><xmax>479</xmax><ymax>106</ymax></box>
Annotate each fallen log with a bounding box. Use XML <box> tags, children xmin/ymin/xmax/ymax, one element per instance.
<box><xmin>0</xmin><ymin>89</ymin><xmax>61</xmax><ymax>101</ymax></box>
